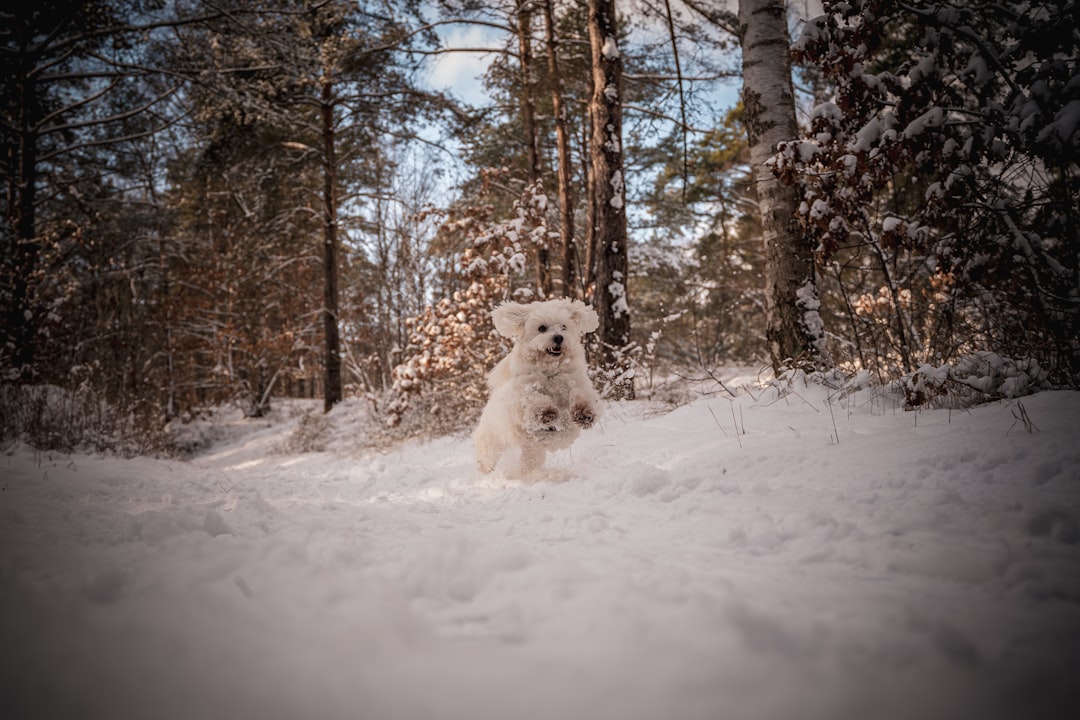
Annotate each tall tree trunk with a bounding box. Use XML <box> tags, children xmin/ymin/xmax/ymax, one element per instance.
<box><xmin>581</xmin><ymin>116</ymin><xmax>596</xmax><ymax>295</ymax></box>
<box><xmin>588</xmin><ymin>0</ymin><xmax>633</xmax><ymax>398</ymax></box>
<box><xmin>543</xmin><ymin>0</ymin><xmax>578</xmax><ymax>299</ymax></box>
<box><xmin>160</xmin><ymin>236</ymin><xmax>177</xmax><ymax>421</ymax></box>
<box><xmin>321</xmin><ymin>79</ymin><xmax>343</xmax><ymax>411</ymax></box>
<box><xmin>738</xmin><ymin>0</ymin><xmax>824</xmax><ymax>371</ymax></box>
<box><xmin>516</xmin><ymin>3</ymin><xmax>550</xmax><ymax>297</ymax></box>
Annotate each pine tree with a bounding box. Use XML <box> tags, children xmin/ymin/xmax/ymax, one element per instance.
<box><xmin>1</xmin><ymin>0</ymin><xmax>187</xmax><ymax>380</ymax></box>
<box><xmin>170</xmin><ymin>0</ymin><xmax>437</xmax><ymax>412</ymax></box>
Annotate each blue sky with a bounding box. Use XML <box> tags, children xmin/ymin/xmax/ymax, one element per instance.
<box><xmin>425</xmin><ymin>1</ymin><xmax>823</xmax><ymax>116</ymax></box>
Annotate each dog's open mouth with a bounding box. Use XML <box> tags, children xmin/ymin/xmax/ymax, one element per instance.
<box><xmin>546</xmin><ymin>346</ymin><xmax>563</xmax><ymax>357</ymax></box>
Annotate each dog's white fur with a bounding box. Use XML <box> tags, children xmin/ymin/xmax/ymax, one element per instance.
<box><xmin>474</xmin><ymin>298</ymin><xmax>601</xmax><ymax>478</ymax></box>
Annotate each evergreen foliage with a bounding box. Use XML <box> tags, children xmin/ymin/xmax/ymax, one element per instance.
<box><xmin>775</xmin><ymin>0</ymin><xmax>1080</xmax><ymax>387</ymax></box>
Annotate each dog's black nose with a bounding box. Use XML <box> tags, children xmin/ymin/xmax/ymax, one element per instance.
<box><xmin>553</xmin><ymin>334</ymin><xmax>563</xmax><ymax>345</ymax></box>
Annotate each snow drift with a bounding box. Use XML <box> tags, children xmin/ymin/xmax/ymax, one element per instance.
<box><xmin>2</xmin><ymin>377</ymin><xmax>1078</xmax><ymax>720</ymax></box>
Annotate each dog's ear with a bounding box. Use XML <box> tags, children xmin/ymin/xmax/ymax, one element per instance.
<box><xmin>569</xmin><ymin>300</ymin><xmax>599</xmax><ymax>334</ymax></box>
<box><xmin>491</xmin><ymin>302</ymin><xmax>532</xmax><ymax>339</ymax></box>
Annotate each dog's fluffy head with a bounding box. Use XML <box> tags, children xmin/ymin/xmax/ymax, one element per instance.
<box><xmin>491</xmin><ymin>298</ymin><xmax>599</xmax><ymax>363</ymax></box>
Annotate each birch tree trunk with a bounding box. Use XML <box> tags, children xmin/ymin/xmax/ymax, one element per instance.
<box><xmin>588</xmin><ymin>0</ymin><xmax>633</xmax><ymax>398</ymax></box>
<box><xmin>738</xmin><ymin>0</ymin><xmax>825</xmax><ymax>371</ymax></box>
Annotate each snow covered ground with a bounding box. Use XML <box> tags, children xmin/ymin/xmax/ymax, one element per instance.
<box><xmin>2</xmin><ymin>376</ymin><xmax>1079</xmax><ymax>720</ymax></box>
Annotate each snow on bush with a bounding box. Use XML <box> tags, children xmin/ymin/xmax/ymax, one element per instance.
<box><xmin>383</xmin><ymin>180</ymin><xmax>551</xmax><ymax>436</ymax></box>
<box><xmin>901</xmin><ymin>352</ymin><xmax>1049</xmax><ymax>409</ymax></box>
<box><xmin>778</xmin><ymin>1</ymin><xmax>1080</xmax><ymax>386</ymax></box>
<box><xmin>281</xmin><ymin>409</ymin><xmax>332</xmax><ymax>453</ymax></box>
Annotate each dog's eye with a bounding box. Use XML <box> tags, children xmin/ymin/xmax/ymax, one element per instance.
<box><xmin>538</xmin><ymin>325</ymin><xmax>547</xmax><ymax>333</ymax></box>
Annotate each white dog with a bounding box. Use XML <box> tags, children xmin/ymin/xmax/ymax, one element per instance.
<box><xmin>474</xmin><ymin>298</ymin><xmax>601</xmax><ymax>478</ymax></box>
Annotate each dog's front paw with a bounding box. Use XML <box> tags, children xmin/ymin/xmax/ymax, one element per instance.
<box><xmin>535</xmin><ymin>406</ymin><xmax>559</xmax><ymax>432</ymax></box>
<box><xmin>572</xmin><ymin>402</ymin><xmax>596</xmax><ymax>429</ymax></box>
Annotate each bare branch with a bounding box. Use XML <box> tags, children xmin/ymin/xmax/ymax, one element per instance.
<box><xmin>38</xmin><ymin>84</ymin><xmax>181</xmax><ymax>139</ymax></box>
<box><xmin>662</xmin><ymin>0</ymin><xmax>690</xmax><ymax>201</ymax></box>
